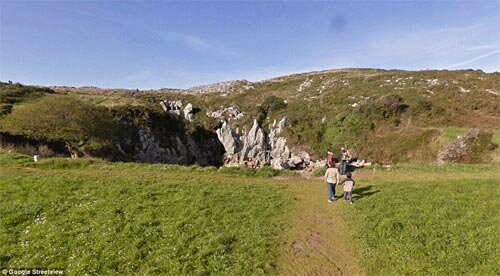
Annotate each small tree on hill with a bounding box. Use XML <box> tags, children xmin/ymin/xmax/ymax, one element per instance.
<box><xmin>0</xmin><ymin>95</ymin><xmax>118</xmax><ymax>158</ymax></box>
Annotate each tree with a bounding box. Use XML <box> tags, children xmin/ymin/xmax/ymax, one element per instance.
<box><xmin>0</xmin><ymin>95</ymin><xmax>118</xmax><ymax>158</ymax></box>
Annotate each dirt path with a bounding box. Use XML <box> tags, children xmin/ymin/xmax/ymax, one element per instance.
<box><xmin>277</xmin><ymin>177</ymin><xmax>365</xmax><ymax>276</ymax></box>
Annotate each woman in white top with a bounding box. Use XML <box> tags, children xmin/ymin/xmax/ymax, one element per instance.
<box><xmin>324</xmin><ymin>164</ymin><xmax>340</xmax><ymax>202</ymax></box>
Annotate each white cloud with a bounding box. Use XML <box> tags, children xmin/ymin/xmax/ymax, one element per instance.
<box><xmin>154</xmin><ymin>31</ymin><xmax>238</xmax><ymax>57</ymax></box>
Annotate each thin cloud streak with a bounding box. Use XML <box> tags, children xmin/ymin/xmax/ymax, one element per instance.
<box><xmin>445</xmin><ymin>48</ymin><xmax>500</xmax><ymax>69</ymax></box>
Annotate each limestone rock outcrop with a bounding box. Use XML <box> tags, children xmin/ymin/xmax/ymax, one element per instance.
<box><xmin>183</xmin><ymin>103</ymin><xmax>194</xmax><ymax>122</ymax></box>
<box><xmin>127</xmin><ymin>100</ymin><xmax>324</xmax><ymax>170</ymax></box>
<box><xmin>160</xmin><ymin>100</ymin><xmax>183</xmax><ymax>116</ymax></box>
<box><xmin>209</xmin><ymin>106</ymin><xmax>244</xmax><ymax>119</ymax></box>
<box><xmin>215</xmin><ymin>117</ymin><xmax>320</xmax><ymax>170</ymax></box>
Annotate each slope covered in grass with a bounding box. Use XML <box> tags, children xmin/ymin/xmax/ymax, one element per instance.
<box><xmin>2</xmin><ymin>69</ymin><xmax>499</xmax><ymax>164</ymax></box>
<box><xmin>0</xmin><ymin>152</ymin><xmax>290</xmax><ymax>275</ymax></box>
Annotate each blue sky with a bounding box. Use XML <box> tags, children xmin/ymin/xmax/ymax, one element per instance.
<box><xmin>1</xmin><ymin>1</ymin><xmax>499</xmax><ymax>89</ymax></box>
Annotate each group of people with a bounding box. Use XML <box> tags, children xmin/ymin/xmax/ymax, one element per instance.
<box><xmin>324</xmin><ymin>147</ymin><xmax>355</xmax><ymax>204</ymax></box>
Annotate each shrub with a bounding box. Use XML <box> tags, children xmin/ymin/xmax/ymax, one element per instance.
<box><xmin>0</xmin><ymin>95</ymin><xmax>119</xmax><ymax>158</ymax></box>
<box><xmin>321</xmin><ymin>113</ymin><xmax>369</xmax><ymax>154</ymax></box>
<box><xmin>437</xmin><ymin>129</ymin><xmax>497</xmax><ymax>163</ymax></box>
<box><xmin>360</xmin><ymin>95</ymin><xmax>408</xmax><ymax>125</ymax></box>
<box><xmin>261</xmin><ymin>96</ymin><xmax>287</xmax><ymax>113</ymax></box>
<box><xmin>0</xmin><ymin>83</ymin><xmax>54</xmax><ymax>104</ymax></box>
<box><xmin>0</xmin><ymin>104</ymin><xmax>12</xmax><ymax>117</ymax></box>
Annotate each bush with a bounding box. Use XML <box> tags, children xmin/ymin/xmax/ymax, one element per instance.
<box><xmin>0</xmin><ymin>83</ymin><xmax>54</xmax><ymax>104</ymax></box>
<box><xmin>0</xmin><ymin>104</ymin><xmax>12</xmax><ymax>117</ymax></box>
<box><xmin>438</xmin><ymin>129</ymin><xmax>497</xmax><ymax>163</ymax></box>
<box><xmin>261</xmin><ymin>96</ymin><xmax>287</xmax><ymax>113</ymax></box>
<box><xmin>321</xmin><ymin>113</ymin><xmax>369</xmax><ymax>154</ymax></box>
<box><xmin>0</xmin><ymin>95</ymin><xmax>119</xmax><ymax>158</ymax></box>
<box><xmin>360</xmin><ymin>95</ymin><xmax>408</xmax><ymax>125</ymax></box>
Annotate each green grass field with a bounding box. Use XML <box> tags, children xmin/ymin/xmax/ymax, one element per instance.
<box><xmin>0</xmin><ymin>152</ymin><xmax>290</xmax><ymax>275</ymax></box>
<box><xmin>343</xmin><ymin>178</ymin><xmax>500</xmax><ymax>275</ymax></box>
<box><xmin>1</xmin><ymin>151</ymin><xmax>499</xmax><ymax>275</ymax></box>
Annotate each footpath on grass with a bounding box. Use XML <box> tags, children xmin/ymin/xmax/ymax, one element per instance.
<box><xmin>276</xmin><ymin>176</ymin><xmax>365</xmax><ymax>276</ymax></box>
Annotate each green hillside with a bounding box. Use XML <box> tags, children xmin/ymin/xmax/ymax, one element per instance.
<box><xmin>1</xmin><ymin>68</ymin><xmax>499</xmax><ymax>164</ymax></box>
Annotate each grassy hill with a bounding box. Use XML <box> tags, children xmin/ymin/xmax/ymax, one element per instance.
<box><xmin>1</xmin><ymin>68</ymin><xmax>499</xmax><ymax>164</ymax></box>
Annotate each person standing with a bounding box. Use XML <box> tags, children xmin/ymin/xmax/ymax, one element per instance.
<box><xmin>327</xmin><ymin>150</ymin><xmax>334</xmax><ymax>168</ymax></box>
<box><xmin>340</xmin><ymin>172</ymin><xmax>355</xmax><ymax>204</ymax></box>
<box><xmin>339</xmin><ymin>147</ymin><xmax>351</xmax><ymax>175</ymax></box>
<box><xmin>324</xmin><ymin>163</ymin><xmax>340</xmax><ymax>202</ymax></box>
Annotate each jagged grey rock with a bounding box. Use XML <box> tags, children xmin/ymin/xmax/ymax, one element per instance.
<box><xmin>209</xmin><ymin>106</ymin><xmax>244</xmax><ymax>119</ymax></box>
<box><xmin>239</xmin><ymin>119</ymin><xmax>268</xmax><ymax>164</ymax></box>
<box><xmin>287</xmin><ymin>155</ymin><xmax>304</xmax><ymax>167</ymax></box>
<box><xmin>183</xmin><ymin>103</ymin><xmax>194</xmax><ymax>122</ymax></box>
<box><xmin>214</xmin><ymin>116</ymin><xmax>323</xmax><ymax>170</ymax></box>
<box><xmin>160</xmin><ymin>100</ymin><xmax>183</xmax><ymax>116</ymax></box>
<box><xmin>216</xmin><ymin>121</ymin><xmax>242</xmax><ymax>165</ymax></box>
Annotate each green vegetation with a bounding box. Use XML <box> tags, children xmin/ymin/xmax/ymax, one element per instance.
<box><xmin>0</xmin><ymin>82</ymin><xmax>54</xmax><ymax>106</ymax></box>
<box><xmin>82</xmin><ymin>69</ymin><xmax>500</xmax><ymax>163</ymax></box>
<box><xmin>0</xmin><ymin>152</ymin><xmax>289</xmax><ymax>275</ymax></box>
<box><xmin>342</xmin><ymin>178</ymin><xmax>500</xmax><ymax>275</ymax></box>
<box><xmin>0</xmin><ymin>95</ymin><xmax>118</xmax><ymax>158</ymax></box>
<box><xmin>1</xmin><ymin>151</ymin><xmax>499</xmax><ymax>275</ymax></box>
<box><xmin>2</xmin><ymin>69</ymin><xmax>499</xmax><ymax>164</ymax></box>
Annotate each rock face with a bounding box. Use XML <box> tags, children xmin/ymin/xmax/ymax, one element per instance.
<box><xmin>215</xmin><ymin>117</ymin><xmax>320</xmax><ymax>170</ymax></box>
<box><xmin>239</xmin><ymin>119</ymin><xmax>270</xmax><ymax>167</ymax></box>
<box><xmin>118</xmin><ymin>126</ymin><xmax>224</xmax><ymax>166</ymax></box>
<box><xmin>216</xmin><ymin>121</ymin><xmax>242</xmax><ymax>166</ymax></box>
<box><xmin>115</xmin><ymin>101</ymin><xmax>225</xmax><ymax>166</ymax></box>
<box><xmin>134</xmin><ymin>128</ymin><xmax>188</xmax><ymax>164</ymax></box>
<box><xmin>119</xmin><ymin>100</ymin><xmax>322</xmax><ymax>170</ymax></box>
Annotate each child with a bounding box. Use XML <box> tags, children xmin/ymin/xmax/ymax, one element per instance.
<box><xmin>340</xmin><ymin>172</ymin><xmax>355</xmax><ymax>204</ymax></box>
<box><xmin>324</xmin><ymin>164</ymin><xmax>340</xmax><ymax>202</ymax></box>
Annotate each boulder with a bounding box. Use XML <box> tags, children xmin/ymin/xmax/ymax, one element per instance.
<box><xmin>183</xmin><ymin>103</ymin><xmax>194</xmax><ymax>122</ymax></box>
<box><xmin>287</xmin><ymin>155</ymin><xmax>304</xmax><ymax>167</ymax></box>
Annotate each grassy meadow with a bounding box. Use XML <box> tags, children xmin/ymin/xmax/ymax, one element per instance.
<box><xmin>1</xmin><ymin>151</ymin><xmax>499</xmax><ymax>275</ymax></box>
<box><xmin>343</xmin><ymin>175</ymin><xmax>500</xmax><ymax>275</ymax></box>
<box><xmin>0</xmin><ymin>152</ymin><xmax>290</xmax><ymax>275</ymax></box>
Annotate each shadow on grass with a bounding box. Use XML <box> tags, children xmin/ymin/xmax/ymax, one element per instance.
<box><xmin>352</xmin><ymin>185</ymin><xmax>379</xmax><ymax>200</ymax></box>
